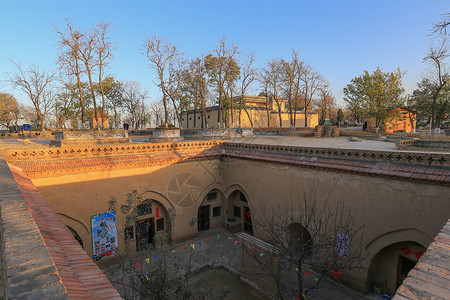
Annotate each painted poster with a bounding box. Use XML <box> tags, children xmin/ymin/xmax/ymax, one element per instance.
<box><xmin>91</xmin><ymin>210</ymin><xmax>118</xmax><ymax>261</ymax></box>
<box><xmin>336</xmin><ymin>233</ymin><xmax>349</xmax><ymax>257</ymax></box>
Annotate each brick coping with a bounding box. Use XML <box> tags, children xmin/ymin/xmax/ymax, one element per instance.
<box><xmin>393</xmin><ymin>219</ymin><xmax>450</xmax><ymax>299</ymax></box>
<box><xmin>7</xmin><ymin>163</ymin><xmax>122</xmax><ymax>299</ymax></box>
<box><xmin>5</xmin><ymin>143</ymin><xmax>450</xmax><ymax>185</ymax></box>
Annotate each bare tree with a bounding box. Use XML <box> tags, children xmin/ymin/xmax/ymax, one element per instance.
<box><xmin>431</xmin><ymin>13</ymin><xmax>450</xmax><ymax>36</ymax></box>
<box><xmin>315</xmin><ymin>83</ymin><xmax>336</xmax><ymax>125</ymax></box>
<box><xmin>205</xmin><ymin>37</ymin><xmax>239</xmax><ymax>128</ymax></box>
<box><xmin>242</xmin><ymin>189</ymin><xmax>364</xmax><ymax>300</ymax></box>
<box><xmin>78</xmin><ymin>27</ymin><xmax>101</xmax><ymax>130</ymax></box>
<box><xmin>7</xmin><ymin>59</ymin><xmax>56</xmax><ymax>130</ymax></box>
<box><xmin>185</xmin><ymin>57</ymin><xmax>209</xmax><ymax>128</ymax></box>
<box><xmin>223</xmin><ymin>51</ymin><xmax>240</xmax><ymax>127</ymax></box>
<box><xmin>55</xmin><ymin>20</ymin><xmax>87</xmax><ymax>128</ymax></box>
<box><xmin>121</xmin><ymin>81</ymin><xmax>148</xmax><ymax>129</ymax></box>
<box><xmin>150</xmin><ymin>100</ymin><xmax>164</xmax><ymax>127</ymax></box>
<box><xmin>238</xmin><ymin>52</ymin><xmax>257</xmax><ymax>128</ymax></box>
<box><xmin>261</xmin><ymin>58</ymin><xmax>283</xmax><ymax>127</ymax></box>
<box><xmin>142</xmin><ymin>35</ymin><xmax>179</xmax><ymax>126</ymax></box>
<box><xmin>280</xmin><ymin>50</ymin><xmax>305</xmax><ymax>129</ymax></box>
<box><xmin>423</xmin><ymin>37</ymin><xmax>448</xmax><ymax>129</ymax></box>
<box><xmin>94</xmin><ymin>21</ymin><xmax>116</xmax><ymax>129</ymax></box>
<box><xmin>300</xmin><ymin>65</ymin><xmax>322</xmax><ymax>128</ymax></box>
<box><xmin>166</xmin><ymin>58</ymin><xmax>188</xmax><ymax>127</ymax></box>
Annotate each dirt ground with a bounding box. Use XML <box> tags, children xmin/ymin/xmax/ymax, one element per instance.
<box><xmin>178</xmin><ymin>266</ymin><xmax>271</xmax><ymax>300</ymax></box>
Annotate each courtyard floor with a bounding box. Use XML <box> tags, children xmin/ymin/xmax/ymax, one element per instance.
<box><xmin>100</xmin><ymin>228</ymin><xmax>381</xmax><ymax>300</ymax></box>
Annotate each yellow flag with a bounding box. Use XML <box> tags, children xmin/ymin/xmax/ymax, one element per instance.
<box><xmin>145</xmin><ymin>258</ymin><xmax>150</xmax><ymax>263</ymax></box>
<box><xmin>191</xmin><ymin>244</ymin><xmax>195</xmax><ymax>250</ymax></box>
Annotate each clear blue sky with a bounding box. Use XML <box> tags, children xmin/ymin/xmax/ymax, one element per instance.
<box><xmin>1</xmin><ymin>0</ymin><xmax>448</xmax><ymax>107</ymax></box>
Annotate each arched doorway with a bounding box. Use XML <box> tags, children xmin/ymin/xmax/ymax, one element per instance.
<box><xmin>197</xmin><ymin>189</ymin><xmax>225</xmax><ymax>232</ymax></box>
<box><xmin>126</xmin><ymin>199</ymin><xmax>172</xmax><ymax>251</ymax></box>
<box><xmin>286</xmin><ymin>223</ymin><xmax>312</xmax><ymax>258</ymax></box>
<box><xmin>367</xmin><ymin>241</ymin><xmax>425</xmax><ymax>296</ymax></box>
<box><xmin>67</xmin><ymin>226</ymin><xmax>84</xmax><ymax>249</ymax></box>
<box><xmin>228</xmin><ymin>190</ymin><xmax>253</xmax><ymax>235</ymax></box>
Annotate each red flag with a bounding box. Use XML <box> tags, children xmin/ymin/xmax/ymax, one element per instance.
<box><xmin>414</xmin><ymin>251</ymin><xmax>423</xmax><ymax>260</ymax></box>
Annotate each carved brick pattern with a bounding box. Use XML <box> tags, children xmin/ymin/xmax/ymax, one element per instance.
<box><xmin>5</xmin><ymin>141</ymin><xmax>450</xmax><ymax>184</ymax></box>
<box><xmin>223</xmin><ymin>143</ymin><xmax>450</xmax><ymax>166</ymax></box>
<box><xmin>4</xmin><ymin>140</ymin><xmax>224</xmax><ymax>162</ymax></box>
<box><xmin>223</xmin><ymin>148</ymin><xmax>450</xmax><ymax>185</ymax></box>
<box><xmin>12</xmin><ymin>149</ymin><xmax>223</xmax><ymax>178</ymax></box>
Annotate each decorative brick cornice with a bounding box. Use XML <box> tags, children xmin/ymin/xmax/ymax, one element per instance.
<box><xmin>3</xmin><ymin>140</ymin><xmax>225</xmax><ymax>162</ymax></box>
<box><xmin>223</xmin><ymin>142</ymin><xmax>450</xmax><ymax>166</ymax></box>
<box><xmin>222</xmin><ymin>148</ymin><xmax>450</xmax><ymax>186</ymax></box>
<box><xmin>12</xmin><ymin>149</ymin><xmax>222</xmax><ymax>178</ymax></box>
<box><xmin>4</xmin><ymin>141</ymin><xmax>450</xmax><ymax>185</ymax></box>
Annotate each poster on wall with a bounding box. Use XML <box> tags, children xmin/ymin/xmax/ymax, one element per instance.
<box><xmin>336</xmin><ymin>233</ymin><xmax>349</xmax><ymax>257</ymax></box>
<box><xmin>91</xmin><ymin>210</ymin><xmax>118</xmax><ymax>261</ymax></box>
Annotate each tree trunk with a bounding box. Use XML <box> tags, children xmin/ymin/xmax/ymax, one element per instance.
<box><xmin>85</xmin><ymin>66</ymin><xmax>100</xmax><ymax>130</ymax></box>
<box><xmin>218</xmin><ymin>90</ymin><xmax>222</xmax><ymax>128</ymax></box>
<box><xmin>202</xmin><ymin>96</ymin><xmax>208</xmax><ymax>129</ymax></box>
<box><xmin>238</xmin><ymin>95</ymin><xmax>242</xmax><ymax>128</ymax></box>
<box><xmin>230</xmin><ymin>89</ymin><xmax>234</xmax><ymax>128</ymax></box>
<box><xmin>98</xmin><ymin>71</ymin><xmax>106</xmax><ymax>129</ymax></box>
<box><xmin>38</xmin><ymin>112</ymin><xmax>45</xmax><ymax>131</ymax></box>
<box><xmin>276</xmin><ymin>99</ymin><xmax>282</xmax><ymax>127</ymax></box>
<box><xmin>297</xmin><ymin>262</ymin><xmax>304</xmax><ymax>300</ymax></box>
<box><xmin>170</xmin><ymin>96</ymin><xmax>182</xmax><ymax>128</ymax></box>
<box><xmin>75</xmin><ymin>59</ymin><xmax>85</xmax><ymax>129</ymax></box>
<box><xmin>244</xmin><ymin>107</ymin><xmax>253</xmax><ymax>128</ymax></box>
<box><xmin>193</xmin><ymin>109</ymin><xmax>197</xmax><ymax>128</ymax></box>
<box><xmin>304</xmin><ymin>108</ymin><xmax>308</xmax><ymax>128</ymax></box>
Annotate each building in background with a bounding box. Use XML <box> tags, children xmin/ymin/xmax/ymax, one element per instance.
<box><xmin>181</xmin><ymin>95</ymin><xmax>319</xmax><ymax>129</ymax></box>
<box><xmin>367</xmin><ymin>107</ymin><xmax>416</xmax><ymax>133</ymax></box>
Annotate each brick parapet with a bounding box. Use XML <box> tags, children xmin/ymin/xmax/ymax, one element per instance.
<box><xmin>393</xmin><ymin>219</ymin><xmax>450</xmax><ymax>299</ymax></box>
<box><xmin>222</xmin><ymin>148</ymin><xmax>450</xmax><ymax>185</ymax></box>
<box><xmin>10</xmin><ymin>148</ymin><xmax>223</xmax><ymax>178</ymax></box>
<box><xmin>0</xmin><ymin>155</ymin><xmax>122</xmax><ymax>299</ymax></box>
<box><xmin>0</xmin><ymin>155</ymin><xmax>69</xmax><ymax>299</ymax></box>
<box><xmin>223</xmin><ymin>142</ymin><xmax>450</xmax><ymax>166</ymax></box>
<box><xmin>3</xmin><ymin>140</ymin><xmax>225</xmax><ymax>162</ymax></box>
<box><xmin>4</xmin><ymin>141</ymin><xmax>450</xmax><ymax>185</ymax></box>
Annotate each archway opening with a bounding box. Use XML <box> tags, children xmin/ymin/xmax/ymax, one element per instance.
<box><xmin>286</xmin><ymin>223</ymin><xmax>312</xmax><ymax>259</ymax></box>
<box><xmin>67</xmin><ymin>226</ymin><xmax>84</xmax><ymax>249</ymax></box>
<box><xmin>197</xmin><ymin>189</ymin><xmax>224</xmax><ymax>232</ymax></box>
<box><xmin>228</xmin><ymin>190</ymin><xmax>253</xmax><ymax>235</ymax></box>
<box><xmin>126</xmin><ymin>199</ymin><xmax>171</xmax><ymax>251</ymax></box>
<box><xmin>367</xmin><ymin>241</ymin><xmax>425</xmax><ymax>296</ymax></box>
